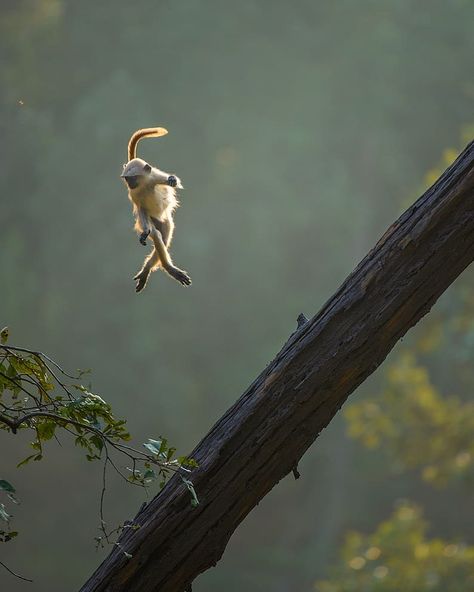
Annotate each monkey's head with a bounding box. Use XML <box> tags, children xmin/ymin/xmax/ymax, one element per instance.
<box><xmin>121</xmin><ymin>158</ymin><xmax>152</xmax><ymax>190</ymax></box>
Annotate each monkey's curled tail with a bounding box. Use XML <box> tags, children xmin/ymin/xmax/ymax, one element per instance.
<box><xmin>127</xmin><ymin>127</ymin><xmax>168</xmax><ymax>161</ymax></box>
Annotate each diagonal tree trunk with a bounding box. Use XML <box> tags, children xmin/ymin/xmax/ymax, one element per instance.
<box><xmin>81</xmin><ymin>141</ymin><xmax>474</xmax><ymax>592</ymax></box>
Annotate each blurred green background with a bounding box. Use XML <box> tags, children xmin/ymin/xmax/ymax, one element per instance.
<box><xmin>1</xmin><ymin>0</ymin><xmax>474</xmax><ymax>590</ymax></box>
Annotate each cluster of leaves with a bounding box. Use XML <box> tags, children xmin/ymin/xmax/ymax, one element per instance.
<box><xmin>316</xmin><ymin>502</ymin><xmax>474</xmax><ymax>592</ymax></box>
<box><xmin>345</xmin><ymin>352</ymin><xmax>474</xmax><ymax>486</ymax></box>
<box><xmin>345</xmin><ymin>133</ymin><xmax>474</xmax><ymax>487</ymax></box>
<box><xmin>0</xmin><ymin>328</ymin><xmax>197</xmax><ymax>549</ymax></box>
<box><xmin>320</xmin><ymin>135</ymin><xmax>474</xmax><ymax>590</ymax></box>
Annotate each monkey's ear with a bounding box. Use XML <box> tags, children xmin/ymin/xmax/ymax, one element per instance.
<box><xmin>143</xmin><ymin>163</ymin><xmax>152</xmax><ymax>173</ymax></box>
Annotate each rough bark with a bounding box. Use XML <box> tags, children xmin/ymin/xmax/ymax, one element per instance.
<box><xmin>81</xmin><ymin>141</ymin><xmax>474</xmax><ymax>592</ymax></box>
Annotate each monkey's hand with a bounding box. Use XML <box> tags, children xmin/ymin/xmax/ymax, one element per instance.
<box><xmin>139</xmin><ymin>229</ymin><xmax>150</xmax><ymax>246</ymax></box>
<box><xmin>167</xmin><ymin>175</ymin><xmax>183</xmax><ymax>189</ymax></box>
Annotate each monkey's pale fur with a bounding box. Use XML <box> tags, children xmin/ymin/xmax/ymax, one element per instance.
<box><xmin>121</xmin><ymin>127</ymin><xmax>191</xmax><ymax>293</ymax></box>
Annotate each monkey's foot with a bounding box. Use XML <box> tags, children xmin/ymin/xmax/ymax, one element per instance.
<box><xmin>168</xmin><ymin>267</ymin><xmax>192</xmax><ymax>286</ymax></box>
<box><xmin>133</xmin><ymin>270</ymin><xmax>149</xmax><ymax>293</ymax></box>
<box><xmin>139</xmin><ymin>230</ymin><xmax>150</xmax><ymax>246</ymax></box>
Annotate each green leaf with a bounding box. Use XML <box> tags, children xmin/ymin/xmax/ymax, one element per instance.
<box><xmin>0</xmin><ymin>529</ymin><xmax>19</xmax><ymax>543</ymax></box>
<box><xmin>36</xmin><ymin>420</ymin><xmax>56</xmax><ymax>441</ymax></box>
<box><xmin>89</xmin><ymin>434</ymin><xmax>104</xmax><ymax>452</ymax></box>
<box><xmin>75</xmin><ymin>435</ymin><xmax>87</xmax><ymax>448</ymax></box>
<box><xmin>143</xmin><ymin>469</ymin><xmax>156</xmax><ymax>482</ymax></box>
<box><xmin>0</xmin><ymin>480</ymin><xmax>15</xmax><ymax>494</ymax></box>
<box><xmin>181</xmin><ymin>478</ymin><xmax>199</xmax><ymax>508</ymax></box>
<box><xmin>3</xmin><ymin>530</ymin><xmax>18</xmax><ymax>542</ymax></box>
<box><xmin>143</xmin><ymin>438</ymin><xmax>170</xmax><ymax>459</ymax></box>
<box><xmin>0</xmin><ymin>504</ymin><xmax>10</xmax><ymax>523</ymax></box>
<box><xmin>6</xmin><ymin>362</ymin><xmax>16</xmax><ymax>378</ymax></box>
<box><xmin>143</xmin><ymin>442</ymin><xmax>160</xmax><ymax>455</ymax></box>
<box><xmin>178</xmin><ymin>456</ymin><xmax>199</xmax><ymax>469</ymax></box>
<box><xmin>17</xmin><ymin>454</ymin><xmax>37</xmax><ymax>468</ymax></box>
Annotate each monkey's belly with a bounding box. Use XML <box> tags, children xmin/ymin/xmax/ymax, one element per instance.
<box><xmin>144</xmin><ymin>198</ymin><xmax>166</xmax><ymax>219</ymax></box>
<box><xmin>141</xmin><ymin>190</ymin><xmax>172</xmax><ymax>219</ymax></box>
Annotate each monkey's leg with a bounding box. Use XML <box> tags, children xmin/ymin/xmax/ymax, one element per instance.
<box><xmin>133</xmin><ymin>248</ymin><xmax>159</xmax><ymax>293</ymax></box>
<box><xmin>151</xmin><ymin>217</ymin><xmax>174</xmax><ymax>247</ymax></box>
<box><xmin>148</xmin><ymin>227</ymin><xmax>191</xmax><ymax>286</ymax></box>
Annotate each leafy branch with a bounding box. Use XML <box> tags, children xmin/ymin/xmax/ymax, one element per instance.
<box><xmin>0</xmin><ymin>327</ymin><xmax>197</xmax><ymax>579</ymax></box>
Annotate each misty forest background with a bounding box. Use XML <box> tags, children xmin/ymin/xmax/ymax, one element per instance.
<box><xmin>1</xmin><ymin>1</ymin><xmax>474</xmax><ymax>590</ymax></box>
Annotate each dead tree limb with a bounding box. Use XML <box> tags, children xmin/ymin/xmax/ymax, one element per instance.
<box><xmin>81</xmin><ymin>141</ymin><xmax>474</xmax><ymax>592</ymax></box>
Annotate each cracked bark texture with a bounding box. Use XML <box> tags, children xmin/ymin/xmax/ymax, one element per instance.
<box><xmin>81</xmin><ymin>141</ymin><xmax>474</xmax><ymax>592</ymax></box>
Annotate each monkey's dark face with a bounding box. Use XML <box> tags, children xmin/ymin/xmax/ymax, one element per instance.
<box><xmin>121</xmin><ymin>158</ymin><xmax>152</xmax><ymax>190</ymax></box>
<box><xmin>123</xmin><ymin>175</ymin><xmax>140</xmax><ymax>189</ymax></box>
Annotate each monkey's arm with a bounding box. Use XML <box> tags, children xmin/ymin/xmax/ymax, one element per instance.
<box><xmin>138</xmin><ymin>211</ymin><xmax>175</xmax><ymax>247</ymax></box>
<box><xmin>137</xmin><ymin>207</ymin><xmax>152</xmax><ymax>246</ymax></box>
<box><xmin>152</xmin><ymin>169</ymin><xmax>183</xmax><ymax>188</ymax></box>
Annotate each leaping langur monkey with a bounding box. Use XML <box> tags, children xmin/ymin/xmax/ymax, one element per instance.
<box><xmin>121</xmin><ymin>127</ymin><xmax>191</xmax><ymax>293</ymax></box>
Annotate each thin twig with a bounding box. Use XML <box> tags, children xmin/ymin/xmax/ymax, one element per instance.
<box><xmin>2</xmin><ymin>346</ymin><xmax>79</xmax><ymax>379</ymax></box>
<box><xmin>0</xmin><ymin>371</ymin><xmax>40</xmax><ymax>405</ymax></box>
<box><xmin>0</xmin><ymin>559</ymin><xmax>33</xmax><ymax>582</ymax></box>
